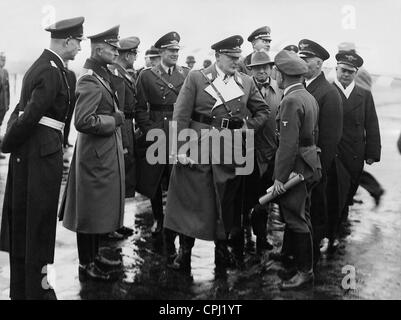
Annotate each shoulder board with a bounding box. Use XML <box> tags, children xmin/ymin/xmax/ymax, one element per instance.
<box><xmin>114</xmin><ymin>68</ymin><xmax>119</xmax><ymax>76</ymax></box>
<box><xmin>77</xmin><ymin>69</ymin><xmax>94</xmax><ymax>81</ymax></box>
<box><xmin>50</xmin><ymin>60</ymin><xmax>58</xmax><ymax>68</ymax></box>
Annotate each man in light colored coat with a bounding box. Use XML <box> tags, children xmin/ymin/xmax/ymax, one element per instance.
<box><xmin>59</xmin><ymin>26</ymin><xmax>125</xmax><ymax>282</ymax></box>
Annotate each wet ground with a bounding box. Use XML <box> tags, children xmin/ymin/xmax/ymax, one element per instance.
<box><xmin>0</xmin><ymin>86</ymin><xmax>401</xmax><ymax>300</ymax></box>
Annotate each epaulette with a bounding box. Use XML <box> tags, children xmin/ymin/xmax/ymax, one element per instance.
<box><xmin>77</xmin><ymin>69</ymin><xmax>94</xmax><ymax>81</ymax></box>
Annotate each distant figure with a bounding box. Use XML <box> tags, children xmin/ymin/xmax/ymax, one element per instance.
<box><xmin>185</xmin><ymin>55</ymin><xmax>196</xmax><ymax>69</ymax></box>
<box><xmin>238</xmin><ymin>26</ymin><xmax>272</xmax><ymax>76</ymax></box>
<box><xmin>145</xmin><ymin>46</ymin><xmax>161</xmax><ymax>68</ymax></box>
<box><xmin>0</xmin><ymin>51</ymin><xmax>10</xmax><ymax>159</ymax></box>
<box><xmin>203</xmin><ymin>59</ymin><xmax>212</xmax><ymax>68</ymax></box>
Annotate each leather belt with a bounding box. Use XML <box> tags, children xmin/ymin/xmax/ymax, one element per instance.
<box><xmin>19</xmin><ymin>112</ymin><xmax>65</xmax><ymax>132</ymax></box>
<box><xmin>149</xmin><ymin>104</ymin><xmax>174</xmax><ymax>112</ymax></box>
<box><xmin>192</xmin><ymin>112</ymin><xmax>242</xmax><ymax>130</ymax></box>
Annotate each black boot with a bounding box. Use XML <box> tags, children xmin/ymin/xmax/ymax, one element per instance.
<box><xmin>214</xmin><ymin>240</ymin><xmax>234</xmax><ymax>269</ymax></box>
<box><xmin>163</xmin><ymin>228</ymin><xmax>177</xmax><ymax>264</ymax></box>
<box><xmin>167</xmin><ymin>235</ymin><xmax>194</xmax><ymax>272</ymax></box>
<box><xmin>280</xmin><ymin>233</ymin><xmax>314</xmax><ymax>290</ymax></box>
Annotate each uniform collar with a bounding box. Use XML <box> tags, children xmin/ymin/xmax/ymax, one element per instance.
<box><xmin>283</xmin><ymin>82</ymin><xmax>303</xmax><ymax>96</ymax></box>
<box><xmin>84</xmin><ymin>58</ymin><xmax>111</xmax><ymax>82</ymax></box>
<box><xmin>45</xmin><ymin>48</ymin><xmax>66</xmax><ymax>68</ymax></box>
<box><xmin>305</xmin><ymin>73</ymin><xmax>320</xmax><ymax>88</ymax></box>
<box><xmin>160</xmin><ymin>60</ymin><xmax>175</xmax><ymax>74</ymax></box>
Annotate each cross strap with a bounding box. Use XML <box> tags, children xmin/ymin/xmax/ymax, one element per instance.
<box><xmin>200</xmin><ymin>70</ymin><xmax>232</xmax><ymax>116</ymax></box>
<box><xmin>150</xmin><ymin>69</ymin><xmax>180</xmax><ymax>96</ymax></box>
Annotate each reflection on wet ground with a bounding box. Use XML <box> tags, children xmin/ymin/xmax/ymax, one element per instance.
<box><xmin>1</xmin><ymin>90</ymin><xmax>401</xmax><ymax>300</ymax></box>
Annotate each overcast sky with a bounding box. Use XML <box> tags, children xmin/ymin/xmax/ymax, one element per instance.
<box><xmin>1</xmin><ymin>0</ymin><xmax>400</xmax><ymax>76</ymax></box>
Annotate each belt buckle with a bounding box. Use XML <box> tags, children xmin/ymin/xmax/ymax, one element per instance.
<box><xmin>221</xmin><ymin>118</ymin><xmax>229</xmax><ymax>129</ymax></box>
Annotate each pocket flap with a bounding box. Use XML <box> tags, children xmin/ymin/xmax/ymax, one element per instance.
<box><xmin>40</xmin><ymin>136</ymin><xmax>62</xmax><ymax>157</ymax></box>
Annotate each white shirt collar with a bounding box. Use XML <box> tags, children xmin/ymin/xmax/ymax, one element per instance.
<box><xmin>46</xmin><ymin>48</ymin><xmax>65</xmax><ymax>68</ymax></box>
<box><xmin>160</xmin><ymin>60</ymin><xmax>174</xmax><ymax>74</ymax></box>
<box><xmin>283</xmin><ymin>82</ymin><xmax>301</xmax><ymax>96</ymax></box>
<box><xmin>215</xmin><ymin>63</ymin><xmax>233</xmax><ymax>83</ymax></box>
<box><xmin>305</xmin><ymin>74</ymin><xmax>319</xmax><ymax>88</ymax></box>
<box><xmin>334</xmin><ymin>78</ymin><xmax>355</xmax><ymax>99</ymax></box>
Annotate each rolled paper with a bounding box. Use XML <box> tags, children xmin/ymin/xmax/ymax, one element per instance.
<box><xmin>258</xmin><ymin>173</ymin><xmax>305</xmax><ymax>205</ymax></box>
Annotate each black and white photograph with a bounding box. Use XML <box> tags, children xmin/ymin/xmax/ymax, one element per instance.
<box><xmin>0</xmin><ymin>0</ymin><xmax>400</xmax><ymax>305</ymax></box>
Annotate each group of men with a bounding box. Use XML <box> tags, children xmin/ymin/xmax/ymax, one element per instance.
<box><xmin>0</xmin><ymin>17</ymin><xmax>381</xmax><ymax>300</ymax></box>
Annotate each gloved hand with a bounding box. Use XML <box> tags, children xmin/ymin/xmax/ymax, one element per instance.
<box><xmin>112</xmin><ymin>111</ymin><xmax>125</xmax><ymax>127</ymax></box>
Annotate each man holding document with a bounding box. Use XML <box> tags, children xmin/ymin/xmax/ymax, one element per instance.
<box><xmin>272</xmin><ymin>50</ymin><xmax>322</xmax><ymax>290</ymax></box>
<box><xmin>164</xmin><ymin>35</ymin><xmax>269</xmax><ymax>273</ymax></box>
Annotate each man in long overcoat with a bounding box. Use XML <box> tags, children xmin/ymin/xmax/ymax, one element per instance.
<box><xmin>164</xmin><ymin>35</ymin><xmax>269</xmax><ymax>272</ymax></box>
<box><xmin>298</xmin><ymin>39</ymin><xmax>343</xmax><ymax>266</ymax></box>
<box><xmin>0</xmin><ymin>17</ymin><xmax>85</xmax><ymax>299</ymax></box>
<box><xmin>59</xmin><ymin>26</ymin><xmax>125</xmax><ymax>282</ymax></box>
<box><xmin>333</xmin><ymin>51</ymin><xmax>381</xmax><ymax>229</ymax></box>
<box><xmin>135</xmin><ymin>32</ymin><xmax>189</xmax><ymax>252</ymax></box>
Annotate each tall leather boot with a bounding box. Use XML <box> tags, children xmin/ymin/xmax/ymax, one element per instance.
<box><xmin>280</xmin><ymin>232</ymin><xmax>314</xmax><ymax>290</ymax></box>
<box><xmin>167</xmin><ymin>234</ymin><xmax>195</xmax><ymax>272</ymax></box>
<box><xmin>163</xmin><ymin>228</ymin><xmax>177</xmax><ymax>264</ymax></box>
<box><xmin>214</xmin><ymin>240</ymin><xmax>233</xmax><ymax>269</ymax></box>
<box><xmin>251</xmin><ymin>204</ymin><xmax>272</xmax><ymax>254</ymax></box>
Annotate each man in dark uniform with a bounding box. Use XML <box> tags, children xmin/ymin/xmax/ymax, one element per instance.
<box><xmin>298</xmin><ymin>39</ymin><xmax>343</xmax><ymax>267</ymax></box>
<box><xmin>108</xmin><ymin>36</ymin><xmax>141</xmax><ymax>239</ymax></box>
<box><xmin>333</xmin><ymin>51</ymin><xmax>381</xmax><ymax>237</ymax></box>
<box><xmin>0</xmin><ymin>17</ymin><xmax>85</xmax><ymax>300</ymax></box>
<box><xmin>237</xmin><ymin>26</ymin><xmax>272</xmax><ymax>76</ymax></box>
<box><xmin>0</xmin><ymin>52</ymin><xmax>10</xmax><ymax>159</ymax></box>
<box><xmin>164</xmin><ymin>35</ymin><xmax>269</xmax><ymax>273</ymax></box>
<box><xmin>135</xmin><ymin>32</ymin><xmax>190</xmax><ymax>256</ymax></box>
<box><xmin>273</xmin><ymin>50</ymin><xmax>321</xmax><ymax>290</ymax></box>
<box><xmin>242</xmin><ymin>51</ymin><xmax>281</xmax><ymax>254</ymax></box>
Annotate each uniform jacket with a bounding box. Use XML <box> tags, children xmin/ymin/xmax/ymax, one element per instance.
<box><xmin>274</xmin><ymin>83</ymin><xmax>321</xmax><ymax>184</ymax></box>
<box><xmin>0</xmin><ymin>49</ymin><xmax>70</xmax><ymax>264</ymax></box>
<box><xmin>252</xmin><ymin>76</ymin><xmax>282</xmax><ymax>176</ymax></box>
<box><xmin>306</xmin><ymin>72</ymin><xmax>343</xmax><ymax>171</ymax></box>
<box><xmin>134</xmin><ymin>63</ymin><xmax>189</xmax><ymax>198</ymax></box>
<box><xmin>306</xmin><ymin>72</ymin><xmax>343</xmax><ymax>240</ymax></box>
<box><xmin>334</xmin><ymin>82</ymin><xmax>381</xmax><ymax>182</ymax></box>
<box><xmin>59</xmin><ymin>58</ymin><xmax>125</xmax><ymax>234</ymax></box>
<box><xmin>110</xmin><ymin>63</ymin><xmax>138</xmax><ymax>197</ymax></box>
<box><xmin>165</xmin><ymin>64</ymin><xmax>269</xmax><ymax>241</ymax></box>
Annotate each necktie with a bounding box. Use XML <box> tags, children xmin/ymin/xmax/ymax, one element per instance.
<box><xmin>168</xmin><ymin>68</ymin><xmax>172</xmax><ymax>76</ymax></box>
<box><xmin>223</xmin><ymin>74</ymin><xmax>229</xmax><ymax>84</ymax></box>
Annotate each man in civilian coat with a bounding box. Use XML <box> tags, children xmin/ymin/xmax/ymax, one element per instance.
<box><xmin>59</xmin><ymin>26</ymin><xmax>126</xmax><ymax>282</ymax></box>
<box><xmin>272</xmin><ymin>50</ymin><xmax>321</xmax><ymax>290</ymax></box>
<box><xmin>333</xmin><ymin>51</ymin><xmax>381</xmax><ymax>234</ymax></box>
<box><xmin>164</xmin><ymin>35</ymin><xmax>269</xmax><ymax>272</ymax></box>
<box><xmin>242</xmin><ymin>51</ymin><xmax>281</xmax><ymax>255</ymax></box>
<box><xmin>135</xmin><ymin>32</ymin><xmax>189</xmax><ymax>252</ymax></box>
<box><xmin>298</xmin><ymin>39</ymin><xmax>343</xmax><ymax>267</ymax></box>
<box><xmin>0</xmin><ymin>17</ymin><xmax>85</xmax><ymax>300</ymax></box>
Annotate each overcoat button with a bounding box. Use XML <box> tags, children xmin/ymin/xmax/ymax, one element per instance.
<box><xmin>164</xmin><ymin>117</ymin><xmax>167</xmax><ymax>120</ymax></box>
<box><xmin>16</xmin><ymin>158</ymin><xmax>21</xmax><ymax>163</ymax></box>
